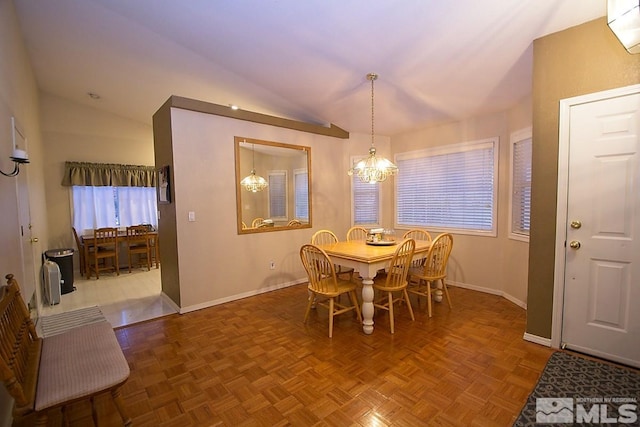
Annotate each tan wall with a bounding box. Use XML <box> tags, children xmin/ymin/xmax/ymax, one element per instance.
<box><xmin>154</xmin><ymin>103</ymin><xmax>384</xmax><ymax>310</ymax></box>
<box><xmin>390</xmin><ymin>98</ymin><xmax>532</xmax><ymax>305</ymax></box>
<box><xmin>152</xmin><ymin>100</ymin><xmax>179</xmax><ymax>305</ymax></box>
<box><xmin>503</xmin><ymin>97</ymin><xmax>534</xmax><ymax>304</ymax></box>
<box><xmin>39</xmin><ymin>93</ymin><xmax>154</xmax><ymax>269</ymax></box>
<box><xmin>527</xmin><ymin>17</ymin><xmax>640</xmax><ymax>338</ymax></box>
<box><xmin>0</xmin><ymin>0</ymin><xmax>47</xmax><ymax>296</ymax></box>
<box><xmin>0</xmin><ymin>1</ymin><xmax>48</xmax><ymax>424</ymax></box>
<box><xmin>156</xmin><ymin>95</ymin><xmax>533</xmax><ymax>311</ymax></box>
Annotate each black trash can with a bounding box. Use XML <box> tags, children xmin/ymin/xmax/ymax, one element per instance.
<box><xmin>44</xmin><ymin>249</ymin><xmax>75</xmax><ymax>294</ymax></box>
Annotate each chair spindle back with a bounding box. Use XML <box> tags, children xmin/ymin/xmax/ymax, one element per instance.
<box><xmin>423</xmin><ymin>233</ymin><xmax>453</xmax><ymax>278</ymax></box>
<box><xmin>0</xmin><ymin>274</ymin><xmax>41</xmax><ymax>408</ymax></box>
<box><xmin>346</xmin><ymin>226</ymin><xmax>368</xmax><ymax>241</ymax></box>
<box><xmin>311</xmin><ymin>230</ymin><xmax>339</xmax><ymax>246</ymax></box>
<box><xmin>300</xmin><ymin>244</ymin><xmax>339</xmax><ymax>294</ymax></box>
<box><xmin>383</xmin><ymin>239</ymin><xmax>416</xmax><ymax>289</ymax></box>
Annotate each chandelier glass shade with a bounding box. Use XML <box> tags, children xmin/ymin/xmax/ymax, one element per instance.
<box><xmin>350</xmin><ymin>146</ymin><xmax>398</xmax><ymax>183</ymax></box>
<box><xmin>241</xmin><ymin>142</ymin><xmax>268</xmax><ymax>192</ymax></box>
<box><xmin>241</xmin><ymin>169</ymin><xmax>268</xmax><ymax>192</ymax></box>
<box><xmin>348</xmin><ymin>73</ymin><xmax>398</xmax><ymax>184</ymax></box>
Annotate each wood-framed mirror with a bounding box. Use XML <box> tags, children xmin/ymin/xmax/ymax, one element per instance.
<box><xmin>235</xmin><ymin>136</ymin><xmax>311</xmax><ymax>234</ymax></box>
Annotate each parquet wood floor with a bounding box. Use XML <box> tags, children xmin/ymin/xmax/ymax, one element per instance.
<box><xmin>30</xmin><ymin>285</ymin><xmax>555</xmax><ymax>427</ymax></box>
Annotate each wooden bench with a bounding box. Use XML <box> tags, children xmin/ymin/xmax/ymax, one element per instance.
<box><xmin>0</xmin><ymin>274</ymin><xmax>131</xmax><ymax>426</ymax></box>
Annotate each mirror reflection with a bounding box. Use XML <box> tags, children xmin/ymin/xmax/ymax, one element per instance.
<box><xmin>235</xmin><ymin>136</ymin><xmax>311</xmax><ymax>234</ymax></box>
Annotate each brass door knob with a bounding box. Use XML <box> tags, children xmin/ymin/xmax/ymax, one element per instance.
<box><xmin>570</xmin><ymin>220</ymin><xmax>582</xmax><ymax>229</ymax></box>
<box><xmin>30</xmin><ymin>237</ymin><xmax>39</xmax><ymax>243</ymax></box>
<box><xmin>569</xmin><ymin>240</ymin><xmax>581</xmax><ymax>249</ymax></box>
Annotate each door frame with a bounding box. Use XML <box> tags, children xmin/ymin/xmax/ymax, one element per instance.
<box><xmin>552</xmin><ymin>83</ymin><xmax>640</xmax><ymax>348</ymax></box>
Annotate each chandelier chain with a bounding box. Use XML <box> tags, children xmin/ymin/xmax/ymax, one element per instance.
<box><xmin>371</xmin><ymin>74</ymin><xmax>375</xmax><ymax>148</ymax></box>
<box><xmin>240</xmin><ymin>140</ymin><xmax>268</xmax><ymax>192</ymax></box>
<box><xmin>347</xmin><ymin>72</ymin><xmax>398</xmax><ymax>184</ymax></box>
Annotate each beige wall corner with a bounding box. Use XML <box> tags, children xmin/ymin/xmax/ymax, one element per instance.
<box><xmin>528</xmin><ymin>17</ymin><xmax>640</xmax><ymax>338</ymax></box>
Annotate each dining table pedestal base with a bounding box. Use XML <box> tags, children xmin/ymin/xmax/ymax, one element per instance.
<box><xmin>361</xmin><ymin>278</ymin><xmax>375</xmax><ymax>335</ymax></box>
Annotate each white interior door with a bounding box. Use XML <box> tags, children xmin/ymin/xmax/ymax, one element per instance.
<box><xmin>561</xmin><ymin>89</ymin><xmax>640</xmax><ymax>367</ymax></box>
<box><xmin>12</xmin><ymin>117</ymin><xmax>39</xmax><ymax>317</ymax></box>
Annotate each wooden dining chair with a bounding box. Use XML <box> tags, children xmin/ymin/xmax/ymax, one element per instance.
<box><xmin>373</xmin><ymin>238</ymin><xmax>416</xmax><ymax>334</ymax></box>
<box><xmin>345</xmin><ymin>226</ymin><xmax>369</xmax><ymax>278</ymax></box>
<box><xmin>89</xmin><ymin>227</ymin><xmax>119</xmax><ymax>279</ymax></box>
<box><xmin>311</xmin><ymin>230</ymin><xmax>354</xmax><ymax>280</ymax></box>
<box><xmin>141</xmin><ymin>224</ymin><xmax>160</xmax><ymax>269</ymax></box>
<box><xmin>126</xmin><ymin>225</ymin><xmax>151</xmax><ymax>272</ymax></box>
<box><xmin>149</xmin><ymin>233</ymin><xmax>160</xmax><ymax>268</ymax></box>
<box><xmin>300</xmin><ymin>244</ymin><xmax>362</xmax><ymax>337</ymax></box>
<box><xmin>251</xmin><ymin>217</ymin><xmax>264</xmax><ymax>228</ymax></box>
<box><xmin>346</xmin><ymin>226</ymin><xmax>368</xmax><ymax>241</ymax></box>
<box><xmin>71</xmin><ymin>227</ymin><xmax>88</xmax><ymax>277</ymax></box>
<box><xmin>287</xmin><ymin>219</ymin><xmax>302</xmax><ymax>227</ymax></box>
<box><xmin>403</xmin><ymin>229</ymin><xmax>432</xmax><ymax>268</ymax></box>
<box><xmin>407</xmin><ymin>233</ymin><xmax>453</xmax><ymax>317</ymax></box>
<box><xmin>402</xmin><ymin>228</ymin><xmax>432</xmax><ymax>243</ymax></box>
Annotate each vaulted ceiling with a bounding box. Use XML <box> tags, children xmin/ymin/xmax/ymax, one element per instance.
<box><xmin>14</xmin><ymin>0</ymin><xmax>606</xmax><ymax>135</ymax></box>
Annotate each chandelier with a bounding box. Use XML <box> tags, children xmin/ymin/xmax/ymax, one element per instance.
<box><xmin>240</xmin><ymin>142</ymin><xmax>268</xmax><ymax>192</ymax></box>
<box><xmin>348</xmin><ymin>73</ymin><xmax>398</xmax><ymax>184</ymax></box>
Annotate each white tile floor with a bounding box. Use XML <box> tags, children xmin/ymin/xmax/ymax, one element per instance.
<box><xmin>39</xmin><ymin>267</ymin><xmax>177</xmax><ymax>328</ymax></box>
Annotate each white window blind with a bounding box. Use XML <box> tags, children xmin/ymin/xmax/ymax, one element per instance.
<box><xmin>396</xmin><ymin>138</ymin><xmax>498</xmax><ymax>234</ymax></box>
<box><xmin>268</xmin><ymin>171</ymin><xmax>287</xmax><ymax>219</ymax></box>
<box><xmin>294</xmin><ymin>169</ymin><xmax>308</xmax><ymax>220</ymax></box>
<box><xmin>352</xmin><ymin>173</ymin><xmax>380</xmax><ymax>225</ymax></box>
<box><xmin>510</xmin><ymin>131</ymin><xmax>532</xmax><ymax>239</ymax></box>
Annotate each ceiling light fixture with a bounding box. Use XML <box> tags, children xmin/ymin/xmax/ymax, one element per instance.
<box><xmin>240</xmin><ymin>141</ymin><xmax>269</xmax><ymax>192</ymax></box>
<box><xmin>229</xmin><ymin>104</ymin><xmax>240</xmax><ymax>110</ymax></box>
<box><xmin>607</xmin><ymin>0</ymin><xmax>640</xmax><ymax>54</ymax></box>
<box><xmin>348</xmin><ymin>73</ymin><xmax>398</xmax><ymax>184</ymax></box>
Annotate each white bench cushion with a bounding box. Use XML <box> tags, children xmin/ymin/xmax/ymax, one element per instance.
<box><xmin>35</xmin><ymin>320</ymin><xmax>130</xmax><ymax>411</ymax></box>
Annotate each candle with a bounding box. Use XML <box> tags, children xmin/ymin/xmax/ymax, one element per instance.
<box><xmin>12</xmin><ymin>149</ymin><xmax>28</xmax><ymax>160</ymax></box>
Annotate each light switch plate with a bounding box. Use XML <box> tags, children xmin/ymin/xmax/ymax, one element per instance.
<box><xmin>188</xmin><ymin>211</ymin><xmax>196</xmax><ymax>222</ymax></box>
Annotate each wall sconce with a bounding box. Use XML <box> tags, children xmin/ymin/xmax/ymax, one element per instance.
<box><xmin>607</xmin><ymin>0</ymin><xmax>640</xmax><ymax>54</ymax></box>
<box><xmin>2</xmin><ymin>117</ymin><xmax>29</xmax><ymax>177</ymax></box>
<box><xmin>0</xmin><ymin>148</ymin><xmax>29</xmax><ymax>177</ymax></box>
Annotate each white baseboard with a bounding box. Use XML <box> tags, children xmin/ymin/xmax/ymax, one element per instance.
<box><xmin>502</xmin><ymin>292</ymin><xmax>527</xmax><ymax>310</ymax></box>
<box><xmin>449</xmin><ymin>281</ymin><xmax>546</xmax><ymax>346</ymax></box>
<box><xmin>523</xmin><ymin>332</ymin><xmax>552</xmax><ymax>347</ymax></box>
<box><xmin>160</xmin><ymin>291</ymin><xmax>180</xmax><ymax>313</ymax></box>
<box><xmin>448</xmin><ymin>280</ymin><xmax>502</xmax><ymax>296</ymax></box>
<box><xmin>179</xmin><ymin>278</ymin><xmax>307</xmax><ymax>314</ymax></box>
<box><xmin>448</xmin><ymin>281</ymin><xmax>527</xmax><ymax>309</ymax></box>
<box><xmin>174</xmin><ymin>278</ymin><xmax>528</xmax><ymax>321</ymax></box>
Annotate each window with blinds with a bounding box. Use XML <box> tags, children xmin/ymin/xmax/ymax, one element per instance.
<box><xmin>352</xmin><ymin>171</ymin><xmax>380</xmax><ymax>226</ymax></box>
<box><xmin>395</xmin><ymin>138</ymin><xmax>498</xmax><ymax>235</ymax></box>
<box><xmin>268</xmin><ymin>171</ymin><xmax>287</xmax><ymax>219</ymax></box>
<box><xmin>294</xmin><ymin>169</ymin><xmax>308</xmax><ymax>220</ymax></box>
<box><xmin>509</xmin><ymin>128</ymin><xmax>532</xmax><ymax>241</ymax></box>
